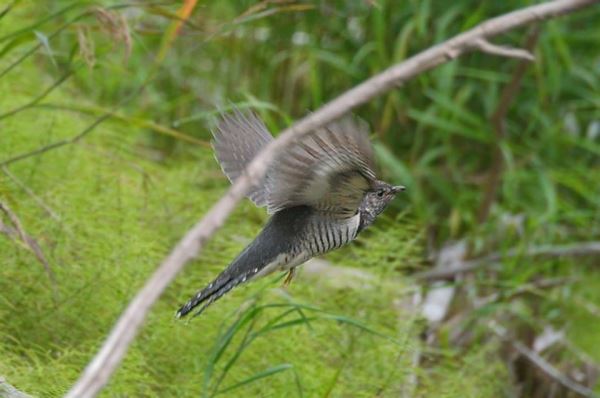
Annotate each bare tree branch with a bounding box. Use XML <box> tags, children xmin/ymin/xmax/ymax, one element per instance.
<box><xmin>477</xmin><ymin>27</ymin><xmax>541</xmax><ymax>222</ymax></box>
<box><xmin>490</xmin><ymin>322</ymin><xmax>598</xmax><ymax>397</ymax></box>
<box><xmin>415</xmin><ymin>241</ymin><xmax>600</xmax><ymax>282</ymax></box>
<box><xmin>474</xmin><ymin>38</ymin><xmax>535</xmax><ymax>61</ymax></box>
<box><xmin>66</xmin><ymin>1</ymin><xmax>600</xmax><ymax>396</ymax></box>
<box><xmin>0</xmin><ymin>376</ymin><xmax>32</xmax><ymax>398</ymax></box>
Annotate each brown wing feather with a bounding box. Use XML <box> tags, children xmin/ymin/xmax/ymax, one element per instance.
<box><xmin>212</xmin><ymin>112</ymin><xmax>377</xmax><ymax>218</ymax></box>
<box><xmin>266</xmin><ymin>116</ymin><xmax>376</xmax><ymax>217</ymax></box>
<box><xmin>212</xmin><ymin>110</ymin><xmax>273</xmax><ymax>207</ymax></box>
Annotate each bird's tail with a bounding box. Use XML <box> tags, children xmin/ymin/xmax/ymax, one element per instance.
<box><xmin>176</xmin><ymin>269</ymin><xmax>251</xmax><ymax>318</ymax></box>
<box><xmin>176</xmin><ymin>214</ymin><xmax>282</xmax><ymax>318</ymax></box>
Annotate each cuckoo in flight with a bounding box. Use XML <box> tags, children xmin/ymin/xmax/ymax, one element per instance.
<box><xmin>176</xmin><ymin>111</ymin><xmax>404</xmax><ymax>318</ymax></box>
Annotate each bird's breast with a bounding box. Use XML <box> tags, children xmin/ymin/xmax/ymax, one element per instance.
<box><xmin>302</xmin><ymin>212</ymin><xmax>360</xmax><ymax>256</ymax></box>
<box><xmin>250</xmin><ymin>211</ymin><xmax>360</xmax><ymax>280</ymax></box>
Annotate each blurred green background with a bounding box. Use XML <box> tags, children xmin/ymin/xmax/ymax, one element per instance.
<box><xmin>0</xmin><ymin>0</ymin><xmax>599</xmax><ymax>397</ymax></box>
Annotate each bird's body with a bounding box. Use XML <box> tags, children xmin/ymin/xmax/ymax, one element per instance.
<box><xmin>176</xmin><ymin>111</ymin><xmax>404</xmax><ymax>318</ymax></box>
<box><xmin>254</xmin><ymin>207</ymin><xmax>361</xmax><ymax>278</ymax></box>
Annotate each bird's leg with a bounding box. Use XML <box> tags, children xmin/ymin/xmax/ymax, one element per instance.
<box><xmin>283</xmin><ymin>267</ymin><xmax>296</xmax><ymax>287</ymax></box>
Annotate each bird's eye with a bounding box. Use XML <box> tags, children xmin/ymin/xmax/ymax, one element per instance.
<box><xmin>377</xmin><ymin>190</ymin><xmax>384</xmax><ymax>197</ymax></box>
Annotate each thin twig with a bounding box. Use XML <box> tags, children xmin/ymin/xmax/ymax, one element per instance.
<box><xmin>0</xmin><ymin>3</ymin><xmax>168</xmax><ymax>80</ymax></box>
<box><xmin>447</xmin><ymin>277</ymin><xmax>574</xmax><ymax>347</ymax></box>
<box><xmin>415</xmin><ymin>241</ymin><xmax>600</xmax><ymax>281</ymax></box>
<box><xmin>35</xmin><ymin>102</ymin><xmax>210</xmax><ymax>147</ymax></box>
<box><xmin>0</xmin><ymin>113</ymin><xmax>111</xmax><ymax>168</ymax></box>
<box><xmin>477</xmin><ymin>27</ymin><xmax>541</xmax><ymax>222</ymax></box>
<box><xmin>0</xmin><ymin>200</ymin><xmax>55</xmax><ymax>282</ymax></box>
<box><xmin>476</xmin><ymin>277</ymin><xmax>574</xmax><ymax>308</ymax></box>
<box><xmin>474</xmin><ymin>38</ymin><xmax>535</xmax><ymax>61</ymax></box>
<box><xmin>66</xmin><ymin>1</ymin><xmax>600</xmax><ymax>396</ymax></box>
<box><xmin>2</xmin><ymin>166</ymin><xmax>62</xmax><ymax>222</ymax></box>
<box><xmin>490</xmin><ymin>322</ymin><xmax>598</xmax><ymax>397</ymax></box>
<box><xmin>573</xmin><ymin>296</ymin><xmax>600</xmax><ymax>318</ymax></box>
<box><xmin>0</xmin><ymin>70</ymin><xmax>73</xmax><ymax>121</ymax></box>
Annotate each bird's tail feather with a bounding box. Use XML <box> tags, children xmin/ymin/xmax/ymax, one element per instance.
<box><xmin>176</xmin><ymin>217</ymin><xmax>282</xmax><ymax>318</ymax></box>
<box><xmin>176</xmin><ymin>272</ymin><xmax>249</xmax><ymax>318</ymax></box>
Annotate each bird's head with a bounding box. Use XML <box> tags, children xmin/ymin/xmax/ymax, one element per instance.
<box><xmin>358</xmin><ymin>180</ymin><xmax>405</xmax><ymax>232</ymax></box>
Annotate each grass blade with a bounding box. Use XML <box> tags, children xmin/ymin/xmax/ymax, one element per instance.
<box><xmin>215</xmin><ymin>363</ymin><xmax>293</xmax><ymax>395</ymax></box>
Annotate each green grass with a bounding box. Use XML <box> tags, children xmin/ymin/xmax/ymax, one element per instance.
<box><xmin>1</xmin><ymin>0</ymin><xmax>599</xmax><ymax>396</ymax></box>
<box><xmin>0</xmin><ymin>55</ymin><xmax>420</xmax><ymax>396</ymax></box>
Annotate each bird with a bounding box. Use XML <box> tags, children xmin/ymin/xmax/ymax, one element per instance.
<box><xmin>176</xmin><ymin>110</ymin><xmax>404</xmax><ymax>318</ymax></box>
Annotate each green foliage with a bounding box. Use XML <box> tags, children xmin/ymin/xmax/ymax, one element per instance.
<box><xmin>1</xmin><ymin>0</ymin><xmax>599</xmax><ymax>397</ymax></box>
<box><xmin>0</xmin><ymin>54</ymin><xmax>417</xmax><ymax>396</ymax></box>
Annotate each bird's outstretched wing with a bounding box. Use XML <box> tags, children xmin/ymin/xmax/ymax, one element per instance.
<box><xmin>266</xmin><ymin>116</ymin><xmax>376</xmax><ymax>217</ymax></box>
<box><xmin>212</xmin><ymin>110</ymin><xmax>274</xmax><ymax>207</ymax></box>
<box><xmin>213</xmin><ymin>111</ymin><xmax>376</xmax><ymax>217</ymax></box>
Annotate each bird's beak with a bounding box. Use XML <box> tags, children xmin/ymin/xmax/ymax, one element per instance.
<box><xmin>392</xmin><ymin>185</ymin><xmax>406</xmax><ymax>193</ymax></box>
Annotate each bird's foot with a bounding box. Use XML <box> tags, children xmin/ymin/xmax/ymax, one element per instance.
<box><xmin>283</xmin><ymin>268</ymin><xmax>296</xmax><ymax>287</ymax></box>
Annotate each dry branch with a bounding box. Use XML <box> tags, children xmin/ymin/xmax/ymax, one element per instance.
<box><xmin>0</xmin><ymin>200</ymin><xmax>54</xmax><ymax>282</ymax></box>
<box><xmin>474</xmin><ymin>38</ymin><xmax>535</xmax><ymax>61</ymax></box>
<box><xmin>415</xmin><ymin>241</ymin><xmax>600</xmax><ymax>281</ymax></box>
<box><xmin>66</xmin><ymin>1</ymin><xmax>600</xmax><ymax>396</ymax></box>
<box><xmin>477</xmin><ymin>27</ymin><xmax>541</xmax><ymax>222</ymax></box>
<box><xmin>0</xmin><ymin>376</ymin><xmax>32</xmax><ymax>398</ymax></box>
<box><xmin>490</xmin><ymin>322</ymin><xmax>598</xmax><ymax>397</ymax></box>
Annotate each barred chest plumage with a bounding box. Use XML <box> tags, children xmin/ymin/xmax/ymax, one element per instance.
<box><xmin>300</xmin><ymin>212</ymin><xmax>361</xmax><ymax>255</ymax></box>
<box><xmin>253</xmin><ymin>212</ymin><xmax>361</xmax><ymax>278</ymax></box>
